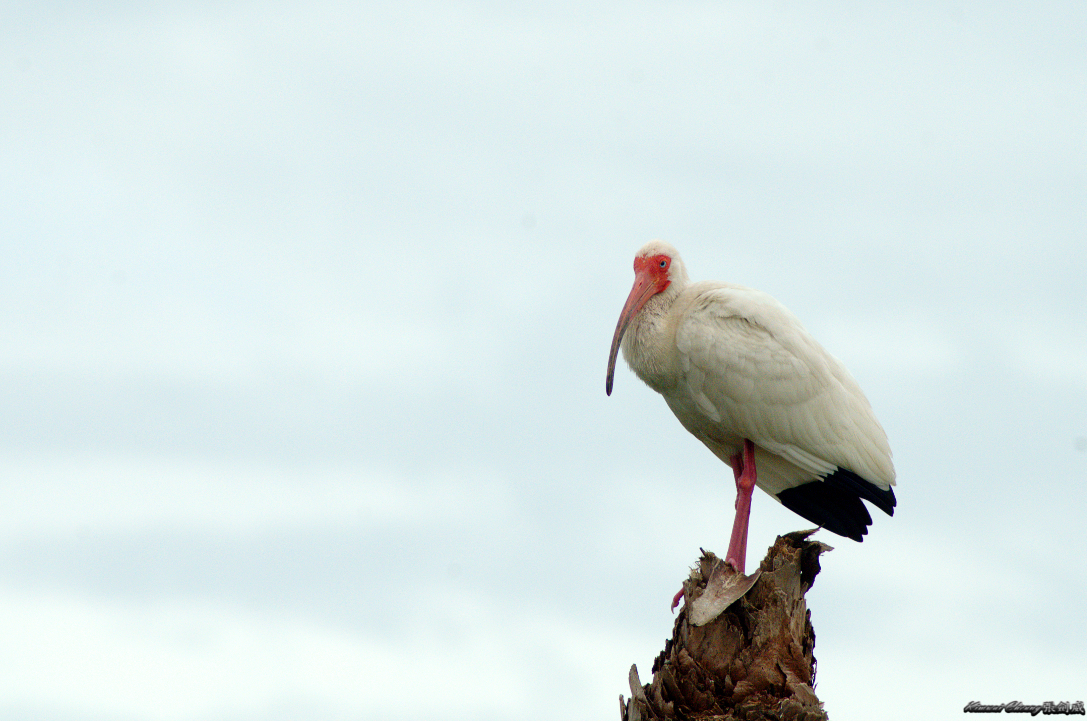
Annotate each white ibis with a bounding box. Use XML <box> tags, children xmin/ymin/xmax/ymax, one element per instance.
<box><xmin>607</xmin><ymin>240</ymin><xmax>896</xmax><ymax>586</ymax></box>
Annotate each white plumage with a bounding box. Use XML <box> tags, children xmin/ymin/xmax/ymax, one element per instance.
<box><xmin>607</xmin><ymin>240</ymin><xmax>896</xmax><ymax>567</ymax></box>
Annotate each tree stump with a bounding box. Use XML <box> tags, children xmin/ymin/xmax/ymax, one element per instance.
<box><xmin>620</xmin><ymin>530</ymin><xmax>832</xmax><ymax>721</ymax></box>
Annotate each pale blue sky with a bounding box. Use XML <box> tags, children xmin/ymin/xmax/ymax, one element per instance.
<box><xmin>1</xmin><ymin>1</ymin><xmax>1085</xmax><ymax>719</ymax></box>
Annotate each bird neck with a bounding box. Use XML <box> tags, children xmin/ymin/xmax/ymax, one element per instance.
<box><xmin>621</xmin><ymin>286</ymin><xmax>682</xmax><ymax>394</ymax></box>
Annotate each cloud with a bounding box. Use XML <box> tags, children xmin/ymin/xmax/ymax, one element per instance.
<box><xmin>0</xmin><ymin>579</ymin><xmax>649</xmax><ymax>721</ymax></box>
<box><xmin>0</xmin><ymin>454</ymin><xmax>514</xmax><ymax>538</ymax></box>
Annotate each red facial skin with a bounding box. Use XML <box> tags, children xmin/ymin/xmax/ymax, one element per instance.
<box><xmin>606</xmin><ymin>254</ymin><xmax>672</xmax><ymax>396</ymax></box>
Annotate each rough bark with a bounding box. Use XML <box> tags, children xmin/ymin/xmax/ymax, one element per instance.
<box><xmin>620</xmin><ymin>530</ymin><xmax>832</xmax><ymax>721</ymax></box>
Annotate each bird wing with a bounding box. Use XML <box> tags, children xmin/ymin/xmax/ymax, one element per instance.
<box><xmin>673</xmin><ymin>284</ymin><xmax>895</xmax><ymax>495</ymax></box>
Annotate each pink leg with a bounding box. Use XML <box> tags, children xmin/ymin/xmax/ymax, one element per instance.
<box><xmin>724</xmin><ymin>439</ymin><xmax>758</xmax><ymax>574</ymax></box>
<box><xmin>672</xmin><ymin>439</ymin><xmax>758</xmax><ymax>611</ymax></box>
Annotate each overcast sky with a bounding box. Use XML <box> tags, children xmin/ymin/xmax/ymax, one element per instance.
<box><xmin>2</xmin><ymin>1</ymin><xmax>1085</xmax><ymax>719</ymax></box>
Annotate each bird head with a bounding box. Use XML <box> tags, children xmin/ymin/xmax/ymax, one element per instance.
<box><xmin>606</xmin><ymin>241</ymin><xmax>687</xmax><ymax>395</ymax></box>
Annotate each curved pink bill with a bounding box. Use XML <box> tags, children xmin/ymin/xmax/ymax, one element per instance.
<box><xmin>606</xmin><ymin>271</ymin><xmax>660</xmax><ymax>396</ymax></box>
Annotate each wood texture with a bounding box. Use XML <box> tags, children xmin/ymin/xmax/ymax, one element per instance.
<box><xmin>620</xmin><ymin>531</ymin><xmax>832</xmax><ymax>721</ymax></box>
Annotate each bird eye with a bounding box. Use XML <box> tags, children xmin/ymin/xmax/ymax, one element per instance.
<box><xmin>659</xmin><ymin>259</ymin><xmax>668</xmax><ymax>269</ymax></box>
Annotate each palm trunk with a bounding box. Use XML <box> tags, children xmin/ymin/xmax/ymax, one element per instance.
<box><xmin>621</xmin><ymin>530</ymin><xmax>832</xmax><ymax>721</ymax></box>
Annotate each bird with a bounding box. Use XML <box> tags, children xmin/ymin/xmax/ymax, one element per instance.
<box><xmin>606</xmin><ymin>240</ymin><xmax>896</xmax><ymax>584</ymax></box>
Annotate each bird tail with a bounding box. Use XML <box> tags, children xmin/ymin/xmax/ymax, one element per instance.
<box><xmin>776</xmin><ymin>469</ymin><xmax>896</xmax><ymax>542</ymax></box>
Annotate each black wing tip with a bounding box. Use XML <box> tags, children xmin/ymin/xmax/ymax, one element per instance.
<box><xmin>776</xmin><ymin>468</ymin><xmax>896</xmax><ymax>543</ymax></box>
